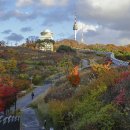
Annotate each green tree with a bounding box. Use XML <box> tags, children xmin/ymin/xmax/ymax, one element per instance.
<box><xmin>56</xmin><ymin>45</ymin><xmax>75</xmax><ymax>53</ymax></box>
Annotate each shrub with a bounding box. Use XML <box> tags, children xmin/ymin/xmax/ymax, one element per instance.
<box><xmin>13</xmin><ymin>79</ymin><xmax>30</xmax><ymax>91</ymax></box>
<box><xmin>19</xmin><ymin>73</ymin><xmax>29</xmax><ymax>79</ymax></box>
<box><xmin>56</xmin><ymin>45</ymin><xmax>76</xmax><ymax>53</ymax></box>
<box><xmin>44</xmin><ymin>83</ymin><xmax>75</xmax><ymax>103</ymax></box>
<box><xmin>73</xmin><ymin>84</ymin><xmax>118</xmax><ymax>130</ymax></box>
<box><xmin>48</xmin><ymin>99</ymin><xmax>75</xmax><ymax>129</ymax></box>
<box><xmin>32</xmin><ymin>74</ymin><xmax>42</xmax><ymax>85</ymax></box>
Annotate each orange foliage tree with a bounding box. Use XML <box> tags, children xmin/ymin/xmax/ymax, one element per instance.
<box><xmin>67</xmin><ymin>57</ymin><xmax>81</xmax><ymax>87</ymax></box>
<box><xmin>67</xmin><ymin>65</ymin><xmax>80</xmax><ymax>87</ymax></box>
<box><xmin>0</xmin><ymin>76</ymin><xmax>13</xmax><ymax>87</ymax></box>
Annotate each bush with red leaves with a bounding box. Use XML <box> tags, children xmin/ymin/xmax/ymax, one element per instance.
<box><xmin>114</xmin><ymin>71</ymin><xmax>130</xmax><ymax>84</ymax></box>
<box><xmin>114</xmin><ymin>88</ymin><xmax>126</xmax><ymax>106</ymax></box>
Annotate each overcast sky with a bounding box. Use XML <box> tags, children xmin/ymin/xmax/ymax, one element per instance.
<box><xmin>0</xmin><ymin>0</ymin><xmax>130</xmax><ymax>45</ymax></box>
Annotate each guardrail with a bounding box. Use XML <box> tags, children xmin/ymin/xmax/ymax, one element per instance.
<box><xmin>0</xmin><ymin>114</ymin><xmax>20</xmax><ymax>130</ymax></box>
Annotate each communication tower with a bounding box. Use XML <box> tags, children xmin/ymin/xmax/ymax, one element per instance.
<box><xmin>73</xmin><ymin>14</ymin><xmax>78</xmax><ymax>40</ymax></box>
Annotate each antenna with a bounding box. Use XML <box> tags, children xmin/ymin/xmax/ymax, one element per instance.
<box><xmin>81</xmin><ymin>23</ymin><xmax>84</xmax><ymax>43</ymax></box>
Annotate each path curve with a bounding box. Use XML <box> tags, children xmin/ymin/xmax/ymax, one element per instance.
<box><xmin>16</xmin><ymin>84</ymin><xmax>51</xmax><ymax>109</ymax></box>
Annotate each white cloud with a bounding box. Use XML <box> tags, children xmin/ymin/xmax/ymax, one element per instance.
<box><xmin>76</xmin><ymin>0</ymin><xmax>130</xmax><ymax>34</ymax></box>
<box><xmin>118</xmin><ymin>38</ymin><xmax>130</xmax><ymax>45</ymax></box>
<box><xmin>3</xmin><ymin>0</ymin><xmax>130</xmax><ymax>45</ymax></box>
<box><xmin>37</xmin><ymin>0</ymin><xmax>130</xmax><ymax>45</ymax></box>
<box><xmin>16</xmin><ymin>0</ymin><xmax>68</xmax><ymax>7</ymax></box>
<box><xmin>16</xmin><ymin>0</ymin><xmax>33</xmax><ymax>7</ymax></box>
<box><xmin>89</xmin><ymin>0</ymin><xmax>130</xmax><ymax>12</ymax></box>
<box><xmin>91</xmin><ymin>0</ymin><xmax>130</xmax><ymax>20</ymax></box>
<box><xmin>81</xmin><ymin>27</ymin><xmax>117</xmax><ymax>44</ymax></box>
<box><xmin>78</xmin><ymin>0</ymin><xmax>130</xmax><ymax>20</ymax></box>
<box><xmin>40</xmin><ymin>0</ymin><xmax>68</xmax><ymax>6</ymax></box>
<box><xmin>77</xmin><ymin>21</ymin><xmax>99</xmax><ymax>32</ymax></box>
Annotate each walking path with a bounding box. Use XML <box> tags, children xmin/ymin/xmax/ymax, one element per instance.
<box><xmin>17</xmin><ymin>59</ymin><xmax>91</xmax><ymax>130</ymax></box>
<box><xmin>81</xmin><ymin>59</ymin><xmax>90</xmax><ymax>69</ymax></box>
<box><xmin>17</xmin><ymin>84</ymin><xmax>50</xmax><ymax>109</ymax></box>
<box><xmin>16</xmin><ymin>83</ymin><xmax>51</xmax><ymax>130</ymax></box>
<box><xmin>21</xmin><ymin>108</ymin><xmax>40</xmax><ymax>130</ymax></box>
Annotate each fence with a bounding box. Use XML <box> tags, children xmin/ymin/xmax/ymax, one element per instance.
<box><xmin>95</xmin><ymin>51</ymin><xmax>129</xmax><ymax>66</ymax></box>
<box><xmin>0</xmin><ymin>114</ymin><xmax>20</xmax><ymax>130</ymax></box>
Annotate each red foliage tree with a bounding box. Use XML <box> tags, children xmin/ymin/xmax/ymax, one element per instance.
<box><xmin>0</xmin><ymin>84</ymin><xmax>17</xmax><ymax>112</ymax></box>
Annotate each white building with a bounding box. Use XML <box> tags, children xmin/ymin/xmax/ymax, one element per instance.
<box><xmin>40</xmin><ymin>29</ymin><xmax>53</xmax><ymax>40</ymax></box>
<box><xmin>39</xmin><ymin>29</ymin><xmax>55</xmax><ymax>51</ymax></box>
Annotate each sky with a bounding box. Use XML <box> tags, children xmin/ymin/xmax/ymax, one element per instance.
<box><xmin>0</xmin><ymin>0</ymin><xmax>130</xmax><ymax>45</ymax></box>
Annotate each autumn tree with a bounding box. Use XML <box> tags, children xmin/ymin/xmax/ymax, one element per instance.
<box><xmin>5</xmin><ymin>58</ymin><xmax>17</xmax><ymax>75</ymax></box>
<box><xmin>0</xmin><ymin>84</ymin><xmax>17</xmax><ymax>114</ymax></box>
<box><xmin>0</xmin><ymin>61</ymin><xmax>6</xmax><ymax>74</ymax></box>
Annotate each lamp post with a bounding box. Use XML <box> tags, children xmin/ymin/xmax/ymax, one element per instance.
<box><xmin>14</xmin><ymin>93</ymin><xmax>17</xmax><ymax>115</ymax></box>
<box><xmin>29</xmin><ymin>76</ymin><xmax>33</xmax><ymax>89</ymax></box>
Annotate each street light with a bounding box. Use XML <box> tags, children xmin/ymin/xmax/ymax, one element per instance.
<box><xmin>29</xmin><ymin>76</ymin><xmax>33</xmax><ymax>89</ymax></box>
<box><xmin>14</xmin><ymin>93</ymin><xmax>17</xmax><ymax>115</ymax></box>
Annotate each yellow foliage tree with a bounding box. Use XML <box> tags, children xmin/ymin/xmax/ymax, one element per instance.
<box><xmin>5</xmin><ymin>58</ymin><xmax>17</xmax><ymax>72</ymax></box>
<box><xmin>92</xmin><ymin>63</ymin><xmax>111</xmax><ymax>75</ymax></box>
<box><xmin>0</xmin><ymin>62</ymin><xmax>6</xmax><ymax>74</ymax></box>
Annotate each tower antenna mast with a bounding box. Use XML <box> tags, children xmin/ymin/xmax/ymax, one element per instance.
<box><xmin>81</xmin><ymin>23</ymin><xmax>84</xmax><ymax>43</ymax></box>
<box><xmin>73</xmin><ymin>12</ymin><xmax>78</xmax><ymax>41</ymax></box>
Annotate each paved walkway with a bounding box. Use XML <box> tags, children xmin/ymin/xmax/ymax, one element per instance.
<box><xmin>81</xmin><ymin>59</ymin><xmax>90</xmax><ymax>69</ymax></box>
<box><xmin>21</xmin><ymin>108</ymin><xmax>40</xmax><ymax>130</ymax></box>
<box><xmin>16</xmin><ymin>84</ymin><xmax>51</xmax><ymax>109</ymax></box>
<box><xmin>16</xmin><ymin>83</ymin><xmax>51</xmax><ymax>130</ymax></box>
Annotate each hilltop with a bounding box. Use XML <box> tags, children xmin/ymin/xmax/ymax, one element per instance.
<box><xmin>54</xmin><ymin>39</ymin><xmax>88</xmax><ymax>50</ymax></box>
<box><xmin>1</xmin><ymin>42</ymin><xmax>130</xmax><ymax>130</ymax></box>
